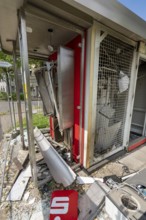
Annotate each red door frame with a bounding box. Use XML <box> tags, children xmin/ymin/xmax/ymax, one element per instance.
<box><xmin>49</xmin><ymin>34</ymin><xmax>87</xmax><ymax>163</ymax></box>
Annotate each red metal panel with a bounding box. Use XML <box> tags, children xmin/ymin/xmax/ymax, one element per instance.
<box><xmin>128</xmin><ymin>137</ymin><xmax>146</xmax><ymax>152</ymax></box>
<box><xmin>49</xmin><ymin>35</ymin><xmax>86</xmax><ymax>163</ymax></box>
<box><xmin>66</xmin><ymin>36</ymin><xmax>81</xmax><ymax>162</ymax></box>
<box><xmin>50</xmin><ymin>190</ymin><xmax>78</xmax><ymax>220</ymax></box>
<box><xmin>50</xmin><ymin>116</ymin><xmax>55</xmax><ymax>139</ymax></box>
<box><xmin>80</xmin><ymin>31</ymin><xmax>87</xmax><ymax>165</ymax></box>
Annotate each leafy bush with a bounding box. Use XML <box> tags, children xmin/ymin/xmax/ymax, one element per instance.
<box><xmin>12</xmin><ymin>92</ymin><xmax>16</xmax><ymax>101</ymax></box>
<box><xmin>0</xmin><ymin>92</ymin><xmax>8</xmax><ymax>100</ymax></box>
<box><xmin>20</xmin><ymin>93</ymin><xmax>24</xmax><ymax>101</ymax></box>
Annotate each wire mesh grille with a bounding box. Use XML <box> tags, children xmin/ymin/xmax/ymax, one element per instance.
<box><xmin>95</xmin><ymin>34</ymin><xmax>134</xmax><ymax>154</ymax></box>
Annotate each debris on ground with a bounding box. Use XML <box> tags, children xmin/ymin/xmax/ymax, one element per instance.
<box><xmin>1</xmin><ymin>127</ymin><xmax>146</xmax><ymax>219</ymax></box>
<box><xmin>78</xmin><ymin>182</ymin><xmax>109</xmax><ymax>220</ymax></box>
<box><xmin>34</xmin><ymin>127</ymin><xmax>76</xmax><ymax>187</ymax></box>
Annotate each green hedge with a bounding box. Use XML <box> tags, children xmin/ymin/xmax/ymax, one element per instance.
<box><xmin>20</xmin><ymin>93</ymin><xmax>24</xmax><ymax>101</ymax></box>
<box><xmin>0</xmin><ymin>92</ymin><xmax>24</xmax><ymax>101</ymax></box>
<box><xmin>0</xmin><ymin>92</ymin><xmax>8</xmax><ymax>100</ymax></box>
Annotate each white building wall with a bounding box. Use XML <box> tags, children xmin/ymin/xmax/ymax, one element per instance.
<box><xmin>0</xmin><ymin>80</ymin><xmax>7</xmax><ymax>92</ymax></box>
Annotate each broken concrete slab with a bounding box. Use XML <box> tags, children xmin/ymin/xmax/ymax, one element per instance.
<box><xmin>78</xmin><ymin>182</ymin><xmax>107</xmax><ymax>220</ymax></box>
<box><xmin>13</xmin><ymin>150</ymin><xmax>28</xmax><ymax>168</ymax></box>
<box><xmin>119</xmin><ymin>152</ymin><xmax>146</xmax><ymax>171</ymax></box>
<box><xmin>30</xmin><ymin>209</ymin><xmax>50</xmax><ymax>220</ymax></box>
<box><xmin>77</xmin><ymin>176</ymin><xmax>103</xmax><ymax>184</ymax></box>
<box><xmin>28</xmin><ymin>197</ymin><xmax>35</xmax><ymax>205</ymax></box>
<box><xmin>7</xmin><ymin>166</ymin><xmax>30</xmax><ymax>201</ymax></box>
<box><xmin>23</xmin><ymin>191</ymin><xmax>30</xmax><ymax>201</ymax></box>
<box><xmin>13</xmin><ymin>157</ymin><xmax>24</xmax><ymax>170</ymax></box>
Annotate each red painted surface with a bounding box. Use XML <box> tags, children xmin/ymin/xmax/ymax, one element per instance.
<box><xmin>49</xmin><ymin>190</ymin><xmax>78</xmax><ymax>220</ymax></box>
<box><xmin>128</xmin><ymin>138</ymin><xmax>146</xmax><ymax>152</ymax></box>
<box><xmin>49</xmin><ymin>35</ymin><xmax>84</xmax><ymax>162</ymax></box>
<box><xmin>80</xmin><ymin>31</ymin><xmax>87</xmax><ymax>165</ymax></box>
<box><xmin>66</xmin><ymin>36</ymin><xmax>81</xmax><ymax>162</ymax></box>
<box><xmin>50</xmin><ymin>116</ymin><xmax>55</xmax><ymax>139</ymax></box>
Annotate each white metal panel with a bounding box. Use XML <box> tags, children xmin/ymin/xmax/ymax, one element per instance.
<box><xmin>7</xmin><ymin>166</ymin><xmax>31</xmax><ymax>201</ymax></box>
<box><xmin>63</xmin><ymin>0</ymin><xmax>146</xmax><ymax>42</ymax></box>
<box><xmin>123</xmin><ymin>50</ymin><xmax>138</xmax><ymax>147</ymax></box>
<box><xmin>34</xmin><ymin>68</ymin><xmax>54</xmax><ymax>115</ymax></box>
<box><xmin>0</xmin><ymin>0</ymin><xmax>23</xmax><ymax>52</ymax></box>
<box><xmin>57</xmin><ymin>47</ymin><xmax>74</xmax><ymax>131</ymax></box>
<box><xmin>83</xmin><ymin>22</ymin><xmax>101</xmax><ymax>168</ymax></box>
<box><xmin>105</xmin><ymin>196</ymin><xmax>128</xmax><ymax>220</ymax></box>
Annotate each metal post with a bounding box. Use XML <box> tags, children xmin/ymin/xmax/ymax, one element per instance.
<box><xmin>5</xmin><ymin>72</ymin><xmax>14</xmax><ymax>130</ymax></box>
<box><xmin>79</xmin><ymin>35</ymin><xmax>85</xmax><ymax>163</ymax></box>
<box><xmin>123</xmin><ymin>49</ymin><xmax>139</xmax><ymax>147</ymax></box>
<box><xmin>9</xmin><ymin>74</ymin><xmax>16</xmax><ymax>130</ymax></box>
<box><xmin>83</xmin><ymin>23</ymin><xmax>101</xmax><ymax>168</ymax></box>
<box><xmin>18</xmin><ymin>8</ymin><xmax>37</xmax><ymax>186</ymax></box>
<box><xmin>12</xmin><ymin>41</ymin><xmax>25</xmax><ymax>149</ymax></box>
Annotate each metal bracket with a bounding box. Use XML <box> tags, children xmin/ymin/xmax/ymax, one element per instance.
<box><xmin>99</xmin><ymin>31</ymin><xmax>107</xmax><ymax>44</ymax></box>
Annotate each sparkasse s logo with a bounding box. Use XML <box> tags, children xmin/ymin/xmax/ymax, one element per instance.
<box><xmin>49</xmin><ymin>190</ymin><xmax>78</xmax><ymax>220</ymax></box>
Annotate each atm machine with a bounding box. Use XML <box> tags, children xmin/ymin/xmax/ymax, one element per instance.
<box><xmin>34</xmin><ymin>47</ymin><xmax>74</xmax><ymax>149</ymax></box>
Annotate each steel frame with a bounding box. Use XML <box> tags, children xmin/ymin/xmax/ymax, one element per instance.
<box><xmin>25</xmin><ymin>4</ymin><xmax>84</xmax><ymax>35</ymax></box>
<box><xmin>123</xmin><ymin>49</ymin><xmax>139</xmax><ymax>147</ymax></box>
<box><xmin>5</xmin><ymin>71</ymin><xmax>15</xmax><ymax>130</ymax></box>
<box><xmin>24</xmin><ymin>5</ymin><xmax>85</xmax><ymax>162</ymax></box>
<box><xmin>123</xmin><ymin>52</ymin><xmax>146</xmax><ymax>148</ymax></box>
<box><xmin>130</xmin><ymin>53</ymin><xmax>146</xmax><ymax>138</ymax></box>
<box><xmin>79</xmin><ymin>35</ymin><xmax>85</xmax><ymax>162</ymax></box>
<box><xmin>24</xmin><ymin>4</ymin><xmax>85</xmax><ymax>164</ymax></box>
<box><xmin>12</xmin><ymin>40</ymin><xmax>25</xmax><ymax>149</ymax></box>
<box><xmin>140</xmin><ymin>55</ymin><xmax>146</xmax><ymax>137</ymax></box>
<box><xmin>16</xmin><ymin>4</ymin><xmax>86</xmax><ymax>183</ymax></box>
<box><xmin>83</xmin><ymin>21</ymin><xmax>138</xmax><ymax>168</ymax></box>
<box><xmin>83</xmin><ymin>21</ymin><xmax>101</xmax><ymax>168</ymax></box>
<box><xmin>18</xmin><ymin>9</ymin><xmax>37</xmax><ymax>186</ymax></box>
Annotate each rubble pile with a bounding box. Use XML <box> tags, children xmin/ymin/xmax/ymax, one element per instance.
<box><xmin>1</xmin><ymin>127</ymin><xmax>144</xmax><ymax>220</ymax></box>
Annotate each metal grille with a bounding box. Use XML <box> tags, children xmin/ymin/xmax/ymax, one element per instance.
<box><xmin>95</xmin><ymin>34</ymin><xmax>134</xmax><ymax>154</ymax></box>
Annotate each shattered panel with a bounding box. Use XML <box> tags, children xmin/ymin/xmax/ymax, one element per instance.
<box><xmin>95</xmin><ymin>34</ymin><xmax>134</xmax><ymax>153</ymax></box>
<box><xmin>34</xmin><ymin>68</ymin><xmax>54</xmax><ymax>115</ymax></box>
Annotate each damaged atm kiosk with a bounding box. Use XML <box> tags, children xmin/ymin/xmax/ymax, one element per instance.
<box><xmin>1</xmin><ymin>0</ymin><xmax>146</xmax><ymax>173</ymax></box>
<box><xmin>34</xmin><ymin>47</ymin><xmax>75</xmax><ymax>149</ymax></box>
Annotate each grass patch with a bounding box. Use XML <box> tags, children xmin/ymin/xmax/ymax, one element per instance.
<box><xmin>22</xmin><ymin>113</ymin><xmax>49</xmax><ymax>129</ymax></box>
<box><xmin>0</xmin><ymin>112</ymin><xmax>7</xmax><ymax>116</ymax></box>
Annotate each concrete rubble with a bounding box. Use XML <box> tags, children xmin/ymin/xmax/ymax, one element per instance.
<box><xmin>0</xmin><ymin>127</ymin><xmax>146</xmax><ymax>220</ymax></box>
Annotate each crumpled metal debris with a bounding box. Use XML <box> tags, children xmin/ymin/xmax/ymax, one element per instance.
<box><xmin>34</xmin><ymin>127</ymin><xmax>76</xmax><ymax>187</ymax></box>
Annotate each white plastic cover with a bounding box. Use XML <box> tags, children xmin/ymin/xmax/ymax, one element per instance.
<box><xmin>34</xmin><ymin>127</ymin><xmax>76</xmax><ymax>187</ymax></box>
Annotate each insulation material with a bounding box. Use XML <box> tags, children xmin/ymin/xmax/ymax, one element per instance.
<box><xmin>95</xmin><ymin>34</ymin><xmax>134</xmax><ymax>153</ymax></box>
<box><xmin>96</xmin><ymin>121</ymin><xmax>122</xmax><ymax>152</ymax></box>
<box><xmin>99</xmin><ymin>105</ymin><xmax>115</xmax><ymax>118</ymax></box>
<box><xmin>96</xmin><ymin>113</ymin><xmax>109</xmax><ymax>129</ymax></box>
<box><xmin>118</xmin><ymin>71</ymin><xmax>129</xmax><ymax>93</ymax></box>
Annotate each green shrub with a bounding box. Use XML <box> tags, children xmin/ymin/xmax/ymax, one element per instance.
<box><xmin>0</xmin><ymin>92</ymin><xmax>8</xmax><ymax>100</ymax></box>
<box><xmin>20</xmin><ymin>93</ymin><xmax>24</xmax><ymax>101</ymax></box>
<box><xmin>12</xmin><ymin>92</ymin><xmax>16</xmax><ymax>101</ymax></box>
